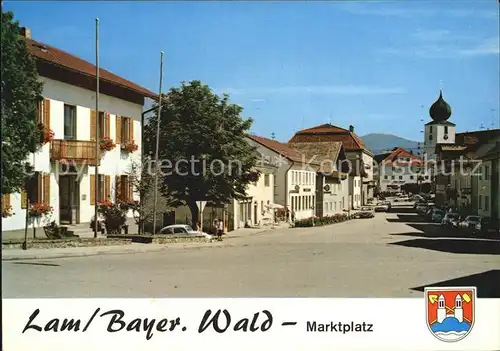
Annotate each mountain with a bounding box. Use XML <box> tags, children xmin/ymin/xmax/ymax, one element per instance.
<box><xmin>361</xmin><ymin>133</ymin><xmax>420</xmax><ymax>155</ymax></box>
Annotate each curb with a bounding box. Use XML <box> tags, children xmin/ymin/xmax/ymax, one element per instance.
<box><xmin>1</xmin><ymin>246</ymin><xmax>171</xmax><ymax>261</ymax></box>
<box><xmin>2</xmin><ymin>228</ymin><xmax>284</xmax><ymax>261</ymax></box>
<box><xmin>1</xmin><ymin>240</ymin><xmax>240</xmax><ymax>261</ymax></box>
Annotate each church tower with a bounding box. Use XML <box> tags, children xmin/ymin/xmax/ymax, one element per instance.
<box><xmin>423</xmin><ymin>90</ymin><xmax>456</xmax><ymax>160</ymax></box>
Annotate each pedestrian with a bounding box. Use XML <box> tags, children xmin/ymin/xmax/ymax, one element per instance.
<box><xmin>213</xmin><ymin>218</ymin><xmax>219</xmax><ymax>235</ymax></box>
<box><xmin>217</xmin><ymin>219</ymin><xmax>224</xmax><ymax>241</ymax></box>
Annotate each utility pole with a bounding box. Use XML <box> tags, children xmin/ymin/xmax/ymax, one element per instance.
<box><xmin>152</xmin><ymin>51</ymin><xmax>164</xmax><ymax>235</ymax></box>
<box><xmin>94</xmin><ymin>18</ymin><xmax>100</xmax><ymax>238</ymax></box>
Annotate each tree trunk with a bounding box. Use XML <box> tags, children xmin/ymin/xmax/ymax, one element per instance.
<box><xmin>187</xmin><ymin>200</ymin><xmax>199</xmax><ymax>229</ymax></box>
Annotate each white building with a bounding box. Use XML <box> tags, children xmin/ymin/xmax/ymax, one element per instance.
<box><xmin>228</xmin><ymin>141</ymin><xmax>278</xmax><ymax>229</ymax></box>
<box><xmin>288</xmin><ymin>124</ymin><xmax>374</xmax><ymax>208</ymax></box>
<box><xmin>246</xmin><ymin>135</ymin><xmax>319</xmax><ymax>220</ymax></box>
<box><xmin>289</xmin><ymin>141</ymin><xmax>350</xmax><ymax>216</ymax></box>
<box><xmin>1</xmin><ymin>29</ymin><xmax>156</xmax><ymax>238</ymax></box>
<box><xmin>375</xmin><ymin>147</ymin><xmax>432</xmax><ymax>192</ymax></box>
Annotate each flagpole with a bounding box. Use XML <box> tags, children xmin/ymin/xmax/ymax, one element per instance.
<box><xmin>94</xmin><ymin>18</ymin><xmax>100</xmax><ymax>238</ymax></box>
<box><xmin>152</xmin><ymin>51</ymin><xmax>164</xmax><ymax>234</ymax></box>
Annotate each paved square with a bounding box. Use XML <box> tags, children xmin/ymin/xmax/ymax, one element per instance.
<box><xmin>3</xmin><ymin>205</ymin><xmax>499</xmax><ymax>298</ymax></box>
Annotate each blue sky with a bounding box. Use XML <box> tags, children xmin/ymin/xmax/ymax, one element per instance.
<box><xmin>5</xmin><ymin>1</ymin><xmax>499</xmax><ymax>144</ymax></box>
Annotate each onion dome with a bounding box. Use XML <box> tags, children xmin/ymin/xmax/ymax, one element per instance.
<box><xmin>429</xmin><ymin>90</ymin><xmax>452</xmax><ymax>122</ymax></box>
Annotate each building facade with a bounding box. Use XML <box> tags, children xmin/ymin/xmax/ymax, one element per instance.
<box><xmin>288</xmin><ymin>123</ymin><xmax>375</xmax><ymax>208</ymax></box>
<box><xmin>425</xmin><ymin>90</ymin><xmax>500</xmax><ymax>219</ymax></box>
<box><xmin>228</xmin><ymin>141</ymin><xmax>278</xmax><ymax>229</ymax></box>
<box><xmin>246</xmin><ymin>135</ymin><xmax>319</xmax><ymax>220</ymax></box>
<box><xmin>375</xmin><ymin>147</ymin><xmax>432</xmax><ymax>193</ymax></box>
<box><xmin>289</xmin><ymin>141</ymin><xmax>350</xmax><ymax>216</ymax></box>
<box><xmin>1</xmin><ymin>30</ymin><xmax>155</xmax><ymax>236</ymax></box>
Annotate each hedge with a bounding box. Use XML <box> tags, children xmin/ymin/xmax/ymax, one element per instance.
<box><xmin>293</xmin><ymin>211</ymin><xmax>374</xmax><ymax>228</ymax></box>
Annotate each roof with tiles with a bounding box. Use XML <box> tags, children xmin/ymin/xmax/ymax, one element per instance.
<box><xmin>379</xmin><ymin>147</ymin><xmax>425</xmax><ymax>165</ymax></box>
<box><xmin>247</xmin><ymin>135</ymin><xmax>317</xmax><ymax>165</ymax></box>
<box><xmin>288</xmin><ymin>123</ymin><xmax>372</xmax><ymax>154</ymax></box>
<box><xmin>288</xmin><ymin>141</ymin><xmax>343</xmax><ymax>173</ymax></box>
<box><xmin>26</xmin><ymin>38</ymin><xmax>157</xmax><ymax>99</ymax></box>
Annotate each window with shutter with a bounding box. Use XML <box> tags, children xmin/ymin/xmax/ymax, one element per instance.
<box><xmin>90</xmin><ymin>110</ymin><xmax>97</xmax><ymax>141</ymax></box>
<box><xmin>24</xmin><ymin>172</ymin><xmax>42</xmax><ymax>205</ymax></box>
<box><xmin>105</xmin><ymin>113</ymin><xmax>111</xmax><ymax>139</ymax></box>
<box><xmin>115</xmin><ymin>115</ymin><xmax>121</xmax><ymax>143</ymax></box>
<box><xmin>129</xmin><ymin>119</ymin><xmax>134</xmax><ymax>143</ymax></box>
<box><xmin>121</xmin><ymin>117</ymin><xmax>130</xmax><ymax>144</ymax></box>
<box><xmin>98</xmin><ymin>112</ymin><xmax>105</xmax><ymax>140</ymax></box>
<box><xmin>43</xmin><ymin>173</ymin><xmax>51</xmax><ymax>205</ymax></box>
<box><xmin>128</xmin><ymin>176</ymin><xmax>133</xmax><ymax>202</ymax></box>
<box><xmin>105</xmin><ymin>176</ymin><xmax>111</xmax><ymax>201</ymax></box>
<box><xmin>43</xmin><ymin>99</ymin><xmax>51</xmax><ymax>128</ymax></box>
<box><xmin>120</xmin><ymin>175</ymin><xmax>128</xmax><ymax>202</ymax></box>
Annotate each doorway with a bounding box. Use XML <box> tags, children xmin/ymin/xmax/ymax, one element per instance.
<box><xmin>59</xmin><ymin>175</ymin><xmax>80</xmax><ymax>224</ymax></box>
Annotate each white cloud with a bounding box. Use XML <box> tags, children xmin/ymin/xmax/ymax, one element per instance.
<box><xmin>458</xmin><ymin>37</ymin><xmax>500</xmax><ymax>56</ymax></box>
<box><xmin>217</xmin><ymin>85</ymin><xmax>406</xmax><ymax>96</ymax></box>
<box><xmin>339</xmin><ymin>4</ymin><xmax>497</xmax><ymax>19</ymax></box>
<box><xmin>379</xmin><ymin>38</ymin><xmax>500</xmax><ymax>59</ymax></box>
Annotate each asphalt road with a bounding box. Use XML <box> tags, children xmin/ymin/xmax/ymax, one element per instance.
<box><xmin>3</xmin><ymin>206</ymin><xmax>499</xmax><ymax>298</ymax></box>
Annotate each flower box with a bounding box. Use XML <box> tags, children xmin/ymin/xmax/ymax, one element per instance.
<box><xmin>100</xmin><ymin>137</ymin><xmax>116</xmax><ymax>152</ymax></box>
<box><xmin>29</xmin><ymin>202</ymin><xmax>53</xmax><ymax>218</ymax></box>
<box><xmin>2</xmin><ymin>204</ymin><xmax>14</xmax><ymax>218</ymax></box>
<box><xmin>121</xmin><ymin>141</ymin><xmax>139</xmax><ymax>153</ymax></box>
<box><xmin>38</xmin><ymin>123</ymin><xmax>54</xmax><ymax>145</ymax></box>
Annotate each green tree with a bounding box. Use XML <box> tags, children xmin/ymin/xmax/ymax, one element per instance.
<box><xmin>144</xmin><ymin>81</ymin><xmax>259</xmax><ymax>227</ymax></box>
<box><xmin>1</xmin><ymin>10</ymin><xmax>43</xmax><ymax>195</ymax></box>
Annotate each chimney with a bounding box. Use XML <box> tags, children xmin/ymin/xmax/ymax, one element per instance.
<box><xmin>349</xmin><ymin>125</ymin><xmax>354</xmax><ymax>133</ymax></box>
<box><xmin>20</xmin><ymin>27</ymin><xmax>31</xmax><ymax>39</ymax></box>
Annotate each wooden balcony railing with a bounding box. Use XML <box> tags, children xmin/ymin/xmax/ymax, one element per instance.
<box><xmin>50</xmin><ymin>139</ymin><xmax>101</xmax><ymax>166</ymax></box>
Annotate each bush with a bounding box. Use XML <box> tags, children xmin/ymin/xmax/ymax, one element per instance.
<box><xmin>97</xmin><ymin>201</ymin><xmax>127</xmax><ymax>234</ymax></box>
<box><xmin>293</xmin><ymin>213</ymin><xmax>356</xmax><ymax>228</ymax></box>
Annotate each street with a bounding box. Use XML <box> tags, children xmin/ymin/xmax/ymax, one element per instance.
<box><xmin>3</xmin><ymin>205</ymin><xmax>499</xmax><ymax>298</ymax></box>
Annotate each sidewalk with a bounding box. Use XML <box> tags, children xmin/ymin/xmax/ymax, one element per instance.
<box><xmin>1</xmin><ymin>226</ymin><xmax>282</xmax><ymax>261</ymax></box>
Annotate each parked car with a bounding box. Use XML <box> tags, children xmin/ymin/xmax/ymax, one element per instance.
<box><xmin>411</xmin><ymin>194</ymin><xmax>425</xmax><ymax>202</ymax></box>
<box><xmin>459</xmin><ymin>216</ymin><xmax>481</xmax><ymax>230</ymax></box>
<box><xmin>416</xmin><ymin>203</ymin><xmax>428</xmax><ymax>214</ymax></box>
<box><xmin>431</xmin><ymin>209</ymin><xmax>445</xmax><ymax>223</ymax></box>
<box><xmin>374</xmin><ymin>202</ymin><xmax>389</xmax><ymax>212</ymax></box>
<box><xmin>474</xmin><ymin>217</ymin><xmax>500</xmax><ymax>236</ymax></box>
<box><xmin>357</xmin><ymin>206</ymin><xmax>375</xmax><ymax>219</ymax></box>
<box><xmin>441</xmin><ymin>213</ymin><xmax>459</xmax><ymax>227</ymax></box>
<box><xmin>159</xmin><ymin>224</ymin><xmax>212</xmax><ymax>238</ymax></box>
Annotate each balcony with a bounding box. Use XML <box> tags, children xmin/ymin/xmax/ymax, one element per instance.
<box><xmin>50</xmin><ymin>139</ymin><xmax>100</xmax><ymax>166</ymax></box>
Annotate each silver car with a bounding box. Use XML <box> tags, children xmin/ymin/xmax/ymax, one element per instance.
<box><xmin>159</xmin><ymin>224</ymin><xmax>212</xmax><ymax>239</ymax></box>
<box><xmin>459</xmin><ymin>216</ymin><xmax>481</xmax><ymax>229</ymax></box>
<box><xmin>441</xmin><ymin>213</ymin><xmax>458</xmax><ymax>227</ymax></box>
